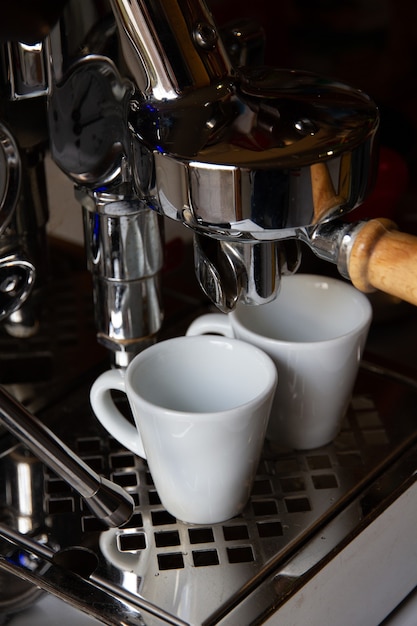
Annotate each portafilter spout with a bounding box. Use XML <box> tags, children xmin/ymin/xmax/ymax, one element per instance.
<box><xmin>0</xmin><ymin>387</ymin><xmax>134</xmax><ymax>528</ymax></box>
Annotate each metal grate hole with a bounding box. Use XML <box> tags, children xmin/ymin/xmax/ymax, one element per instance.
<box><xmin>335</xmin><ymin>432</ymin><xmax>357</xmax><ymax>449</ymax></box>
<box><xmin>157</xmin><ymin>552</ymin><xmax>184</xmax><ymax>570</ymax></box>
<box><xmin>306</xmin><ymin>455</ymin><xmax>332</xmax><ymax>470</ymax></box>
<box><xmin>285</xmin><ymin>497</ymin><xmax>311</xmax><ymax>513</ymax></box>
<box><xmin>311</xmin><ymin>474</ymin><xmax>338</xmax><ymax>489</ymax></box>
<box><xmin>336</xmin><ymin>451</ymin><xmax>363</xmax><ymax>467</ymax></box>
<box><xmin>275</xmin><ymin>458</ymin><xmax>299</xmax><ymax>473</ymax></box>
<box><xmin>188</xmin><ymin>528</ymin><xmax>215</xmax><ymax>544</ymax></box>
<box><xmin>351</xmin><ymin>395</ymin><xmax>375</xmax><ymax>410</ymax></box>
<box><xmin>356</xmin><ymin>411</ymin><xmax>383</xmax><ymax>428</ymax></box>
<box><xmin>145</xmin><ymin>472</ymin><xmax>154</xmax><ymax>485</ymax></box>
<box><xmin>81</xmin><ymin>456</ymin><xmax>104</xmax><ymax>473</ymax></box>
<box><xmin>81</xmin><ymin>516</ymin><xmax>108</xmax><ymax>533</ymax></box>
<box><xmin>109</xmin><ymin>438</ymin><xmax>124</xmax><ymax>452</ymax></box>
<box><xmin>110</xmin><ymin>453</ymin><xmax>136</xmax><ymax>469</ymax></box>
<box><xmin>118</xmin><ymin>532</ymin><xmax>147</xmax><ymax>552</ymax></box>
<box><xmin>361</xmin><ymin>430</ymin><xmax>390</xmax><ymax>446</ymax></box>
<box><xmin>257</xmin><ymin>521</ymin><xmax>283</xmax><ymax>538</ymax></box>
<box><xmin>47</xmin><ymin>498</ymin><xmax>75</xmax><ymax>514</ymax></box>
<box><xmin>252</xmin><ymin>500</ymin><xmax>278</xmax><ymax>516</ymax></box>
<box><xmin>45</xmin><ymin>479</ymin><xmax>73</xmax><ymax>495</ymax></box>
<box><xmin>256</xmin><ymin>460</ymin><xmax>270</xmax><ymax>474</ymax></box>
<box><xmin>340</xmin><ymin>417</ymin><xmax>350</xmax><ymax>431</ymax></box>
<box><xmin>131</xmin><ymin>493</ymin><xmax>140</xmax><ymax>507</ymax></box>
<box><xmin>44</xmin><ymin>468</ymin><xmax>59</xmax><ymax>479</ymax></box>
<box><xmin>223</xmin><ymin>525</ymin><xmax>249</xmax><ymax>541</ymax></box>
<box><xmin>155</xmin><ymin>531</ymin><xmax>181</xmax><ymax>547</ymax></box>
<box><xmin>148</xmin><ymin>491</ymin><xmax>161</xmax><ymax>505</ymax></box>
<box><xmin>192</xmin><ymin>550</ymin><xmax>219</xmax><ymax>567</ymax></box>
<box><xmin>111</xmin><ymin>472</ymin><xmax>138</xmax><ymax>487</ymax></box>
<box><xmin>226</xmin><ymin>546</ymin><xmax>254</xmax><ymax>564</ymax></box>
<box><xmin>76</xmin><ymin>438</ymin><xmax>102</xmax><ymax>454</ymax></box>
<box><xmin>252</xmin><ymin>479</ymin><xmax>273</xmax><ymax>495</ymax></box>
<box><xmin>279</xmin><ymin>477</ymin><xmax>306</xmax><ymax>493</ymax></box>
<box><xmin>120</xmin><ymin>512</ymin><xmax>143</xmax><ymax>529</ymax></box>
<box><xmin>151</xmin><ymin>510</ymin><xmax>176</xmax><ymax>526</ymax></box>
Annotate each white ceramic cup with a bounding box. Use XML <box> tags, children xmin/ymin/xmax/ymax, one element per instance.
<box><xmin>186</xmin><ymin>274</ymin><xmax>372</xmax><ymax>450</ymax></box>
<box><xmin>90</xmin><ymin>335</ymin><xmax>277</xmax><ymax>524</ymax></box>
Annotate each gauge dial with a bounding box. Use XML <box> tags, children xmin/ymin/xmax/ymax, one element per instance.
<box><xmin>49</xmin><ymin>56</ymin><xmax>131</xmax><ymax>187</ymax></box>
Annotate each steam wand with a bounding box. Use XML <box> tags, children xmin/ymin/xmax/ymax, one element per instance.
<box><xmin>0</xmin><ymin>386</ymin><xmax>134</xmax><ymax>528</ymax></box>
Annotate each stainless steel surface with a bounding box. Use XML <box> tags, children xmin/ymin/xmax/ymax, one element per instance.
<box><xmin>3</xmin><ymin>358</ymin><xmax>417</xmax><ymax>624</ymax></box>
<box><xmin>0</xmin><ymin>121</ymin><xmax>21</xmax><ymax>234</ymax></box>
<box><xmin>193</xmin><ymin>236</ymin><xmax>283</xmax><ymax>311</ymax></box>
<box><xmin>0</xmin><ymin>122</ymin><xmax>38</xmax><ymax>323</ymax></box>
<box><xmin>4</xmin><ymin>40</ymin><xmax>50</xmax><ymax>101</ymax></box>
<box><xmin>0</xmin><ymin>523</ymin><xmax>189</xmax><ymax>625</ymax></box>
<box><xmin>0</xmin><ymin>443</ymin><xmax>48</xmax><ymax>616</ymax></box>
<box><xmin>0</xmin><ymin>53</ymin><xmax>50</xmax><ymax>336</ymax></box>
<box><xmin>0</xmin><ymin>255</ymin><xmax>35</xmax><ymax>322</ymax></box>
<box><xmin>6</xmin><ymin>594</ymin><xmax>101</xmax><ymax>626</ymax></box>
<box><xmin>0</xmin><ymin>249</ymin><xmax>416</xmax><ymax>624</ymax></box>
<box><xmin>81</xmin><ymin>190</ymin><xmax>164</xmax><ymax>365</ymax></box>
<box><xmin>0</xmin><ymin>442</ymin><xmax>45</xmax><ymax>534</ymax></box>
<box><xmin>109</xmin><ymin>0</ymin><xmax>232</xmax><ymax>101</ymax></box>
<box><xmin>0</xmin><ymin>0</ymin><xmax>416</xmax><ymax>623</ymax></box>
<box><xmin>192</xmin><ymin>231</ymin><xmax>302</xmax><ymax>312</ymax></box>
<box><xmin>0</xmin><ymin>0</ymin><xmax>383</xmax><ymax>361</ymax></box>
<box><xmin>255</xmin><ymin>461</ymin><xmax>417</xmax><ymax>626</ymax></box>
<box><xmin>139</xmin><ymin>68</ymin><xmax>377</xmax><ymax>308</ymax></box>
<box><xmin>42</xmin><ymin>0</ymin><xmax>379</xmax><ymax>327</ymax></box>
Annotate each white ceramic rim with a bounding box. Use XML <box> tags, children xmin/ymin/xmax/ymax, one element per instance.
<box><xmin>232</xmin><ymin>274</ymin><xmax>373</xmax><ymax>348</ymax></box>
<box><xmin>125</xmin><ymin>335</ymin><xmax>277</xmax><ymax>418</ymax></box>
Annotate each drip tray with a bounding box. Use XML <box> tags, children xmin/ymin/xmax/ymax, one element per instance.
<box><xmin>3</xmin><ymin>361</ymin><xmax>417</xmax><ymax>625</ymax></box>
<box><xmin>1</xmin><ymin>245</ymin><xmax>417</xmax><ymax>624</ymax></box>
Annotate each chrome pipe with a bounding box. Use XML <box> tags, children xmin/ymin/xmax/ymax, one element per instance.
<box><xmin>80</xmin><ymin>189</ymin><xmax>164</xmax><ymax>366</ymax></box>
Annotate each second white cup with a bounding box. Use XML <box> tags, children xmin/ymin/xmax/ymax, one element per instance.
<box><xmin>90</xmin><ymin>335</ymin><xmax>277</xmax><ymax>524</ymax></box>
<box><xmin>186</xmin><ymin>274</ymin><xmax>372</xmax><ymax>450</ymax></box>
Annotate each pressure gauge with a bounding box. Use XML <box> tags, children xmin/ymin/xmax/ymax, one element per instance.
<box><xmin>48</xmin><ymin>55</ymin><xmax>132</xmax><ymax>187</ymax></box>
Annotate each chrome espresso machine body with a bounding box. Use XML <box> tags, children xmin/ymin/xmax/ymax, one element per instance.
<box><xmin>52</xmin><ymin>0</ymin><xmax>380</xmax><ymax>360</ymax></box>
<box><xmin>2</xmin><ymin>0</ymin><xmax>383</xmax><ymax>364</ymax></box>
<box><xmin>1</xmin><ymin>1</ymin><xmax>417</xmax><ymax>625</ymax></box>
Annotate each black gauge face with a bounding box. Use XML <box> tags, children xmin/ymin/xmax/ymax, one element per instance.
<box><xmin>48</xmin><ymin>57</ymin><xmax>131</xmax><ymax>186</ymax></box>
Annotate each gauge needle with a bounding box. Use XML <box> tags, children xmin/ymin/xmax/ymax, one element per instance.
<box><xmin>71</xmin><ymin>75</ymin><xmax>94</xmax><ymax>116</ymax></box>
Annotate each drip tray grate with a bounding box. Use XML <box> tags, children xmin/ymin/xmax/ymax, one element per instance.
<box><xmin>27</xmin><ymin>363</ymin><xmax>417</xmax><ymax>624</ymax></box>
<box><xmin>1</xmin><ymin>247</ymin><xmax>417</xmax><ymax>624</ymax></box>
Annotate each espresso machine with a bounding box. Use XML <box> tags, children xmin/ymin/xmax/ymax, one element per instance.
<box><xmin>1</xmin><ymin>1</ymin><xmax>417</xmax><ymax>624</ymax></box>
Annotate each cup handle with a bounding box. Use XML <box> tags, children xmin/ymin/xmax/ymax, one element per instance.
<box><xmin>90</xmin><ymin>369</ymin><xmax>146</xmax><ymax>458</ymax></box>
<box><xmin>186</xmin><ymin>313</ymin><xmax>234</xmax><ymax>337</ymax></box>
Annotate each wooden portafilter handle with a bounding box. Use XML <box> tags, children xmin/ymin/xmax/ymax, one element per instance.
<box><xmin>348</xmin><ymin>218</ymin><xmax>417</xmax><ymax>306</ymax></box>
